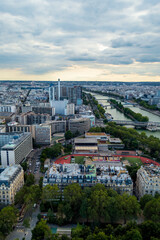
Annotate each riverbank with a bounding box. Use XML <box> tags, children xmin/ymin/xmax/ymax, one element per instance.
<box><xmin>110</xmin><ymin>99</ymin><xmax>149</xmax><ymax>122</ymax></box>
<box><xmin>110</xmin><ymin>101</ymin><xmax>135</xmax><ymax>121</ymax></box>
<box><xmin>139</xmin><ymin>106</ymin><xmax>160</xmax><ymax>118</ymax></box>
<box><xmin>89</xmin><ymin>91</ymin><xmax>160</xmax><ymax>138</ymax></box>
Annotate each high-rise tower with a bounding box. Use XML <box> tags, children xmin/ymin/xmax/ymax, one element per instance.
<box><xmin>58</xmin><ymin>78</ymin><xmax>60</xmax><ymax>100</ymax></box>
<box><xmin>49</xmin><ymin>86</ymin><xmax>55</xmax><ymax>102</ymax></box>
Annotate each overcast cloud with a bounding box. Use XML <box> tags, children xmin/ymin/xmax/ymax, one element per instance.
<box><xmin>0</xmin><ymin>0</ymin><xmax>160</xmax><ymax>81</ymax></box>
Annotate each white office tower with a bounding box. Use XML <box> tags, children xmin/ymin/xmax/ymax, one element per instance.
<box><xmin>49</xmin><ymin>86</ymin><xmax>55</xmax><ymax>103</ymax></box>
<box><xmin>52</xmin><ymin>99</ymin><xmax>68</xmax><ymax>115</ymax></box>
<box><xmin>58</xmin><ymin>78</ymin><xmax>61</xmax><ymax>100</ymax></box>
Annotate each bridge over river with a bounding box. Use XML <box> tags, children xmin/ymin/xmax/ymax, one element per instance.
<box><xmin>112</xmin><ymin>120</ymin><xmax>160</xmax><ymax>127</ymax></box>
<box><xmin>96</xmin><ymin>120</ymin><xmax>160</xmax><ymax>128</ymax></box>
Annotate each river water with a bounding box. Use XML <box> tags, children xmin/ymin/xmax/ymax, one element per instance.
<box><xmin>90</xmin><ymin>92</ymin><xmax>160</xmax><ymax>139</ymax></box>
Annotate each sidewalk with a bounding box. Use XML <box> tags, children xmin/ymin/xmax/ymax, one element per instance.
<box><xmin>6</xmin><ymin>206</ymin><xmax>40</xmax><ymax>240</ymax></box>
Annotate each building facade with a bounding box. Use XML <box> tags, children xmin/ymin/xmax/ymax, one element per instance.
<box><xmin>50</xmin><ymin>121</ymin><xmax>66</xmax><ymax>134</ymax></box>
<box><xmin>66</xmin><ymin>103</ymin><xmax>75</xmax><ymax>115</ymax></box>
<box><xmin>1</xmin><ymin>132</ymin><xmax>33</xmax><ymax>166</ymax></box>
<box><xmin>35</xmin><ymin>125</ymin><xmax>51</xmax><ymax>145</ymax></box>
<box><xmin>0</xmin><ymin>165</ymin><xmax>24</xmax><ymax>204</ymax></box>
<box><xmin>19</xmin><ymin>112</ymin><xmax>51</xmax><ymax>125</ymax></box>
<box><xmin>32</xmin><ymin>106</ymin><xmax>55</xmax><ymax>116</ymax></box>
<box><xmin>0</xmin><ymin>105</ymin><xmax>16</xmax><ymax>113</ymax></box>
<box><xmin>43</xmin><ymin>163</ymin><xmax>133</xmax><ymax>195</ymax></box>
<box><xmin>68</xmin><ymin>118</ymin><xmax>90</xmax><ymax>134</ymax></box>
<box><xmin>136</xmin><ymin>165</ymin><xmax>160</xmax><ymax>198</ymax></box>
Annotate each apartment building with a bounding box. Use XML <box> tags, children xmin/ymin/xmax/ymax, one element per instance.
<box><xmin>0</xmin><ymin>165</ymin><xmax>24</xmax><ymax>204</ymax></box>
<box><xmin>136</xmin><ymin>164</ymin><xmax>160</xmax><ymax>198</ymax></box>
<box><xmin>43</xmin><ymin>163</ymin><xmax>133</xmax><ymax>195</ymax></box>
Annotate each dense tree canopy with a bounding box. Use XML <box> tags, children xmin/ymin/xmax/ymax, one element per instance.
<box><xmin>0</xmin><ymin>206</ymin><xmax>18</xmax><ymax>237</ymax></box>
<box><xmin>32</xmin><ymin>219</ymin><xmax>52</xmax><ymax>240</ymax></box>
<box><xmin>143</xmin><ymin>198</ymin><xmax>160</xmax><ymax>222</ymax></box>
<box><xmin>65</xmin><ymin>130</ymin><xmax>73</xmax><ymax>140</ymax></box>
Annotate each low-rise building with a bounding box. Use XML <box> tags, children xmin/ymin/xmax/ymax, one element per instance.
<box><xmin>0</xmin><ymin>165</ymin><xmax>24</xmax><ymax>204</ymax></box>
<box><xmin>84</xmin><ymin>132</ymin><xmax>124</xmax><ymax>152</ymax></box>
<box><xmin>85</xmin><ymin>132</ymin><xmax>109</xmax><ymax>140</ymax></box>
<box><xmin>74</xmin><ymin>138</ymin><xmax>98</xmax><ymax>153</ymax></box>
<box><xmin>136</xmin><ymin>164</ymin><xmax>160</xmax><ymax>198</ymax></box>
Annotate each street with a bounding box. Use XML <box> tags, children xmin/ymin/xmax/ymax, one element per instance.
<box><xmin>27</xmin><ymin>148</ymin><xmax>44</xmax><ymax>184</ymax></box>
<box><xmin>6</xmin><ymin>206</ymin><xmax>40</xmax><ymax>240</ymax></box>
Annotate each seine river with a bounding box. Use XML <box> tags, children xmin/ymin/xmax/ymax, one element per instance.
<box><xmin>91</xmin><ymin>92</ymin><xmax>160</xmax><ymax>139</ymax></box>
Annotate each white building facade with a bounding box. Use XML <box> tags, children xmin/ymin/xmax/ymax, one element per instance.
<box><xmin>136</xmin><ymin>165</ymin><xmax>160</xmax><ymax>198</ymax></box>
<box><xmin>1</xmin><ymin>132</ymin><xmax>33</xmax><ymax>167</ymax></box>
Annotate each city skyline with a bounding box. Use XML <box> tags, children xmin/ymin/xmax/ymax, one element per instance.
<box><xmin>0</xmin><ymin>0</ymin><xmax>160</xmax><ymax>82</ymax></box>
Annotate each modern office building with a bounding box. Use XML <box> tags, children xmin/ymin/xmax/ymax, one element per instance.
<box><xmin>49</xmin><ymin>86</ymin><xmax>55</xmax><ymax>102</ymax></box>
<box><xmin>68</xmin><ymin>118</ymin><xmax>90</xmax><ymax>134</ymax></box>
<box><xmin>35</xmin><ymin>125</ymin><xmax>51</xmax><ymax>145</ymax></box>
<box><xmin>19</xmin><ymin>112</ymin><xmax>51</xmax><ymax>125</ymax></box>
<box><xmin>81</xmin><ymin>114</ymin><xmax>95</xmax><ymax>127</ymax></box>
<box><xmin>50</xmin><ymin>121</ymin><xmax>67</xmax><ymax>134</ymax></box>
<box><xmin>68</xmin><ymin>86</ymin><xmax>82</xmax><ymax>105</ymax></box>
<box><xmin>51</xmin><ymin>99</ymin><xmax>68</xmax><ymax>115</ymax></box>
<box><xmin>136</xmin><ymin>164</ymin><xmax>160</xmax><ymax>198</ymax></box>
<box><xmin>49</xmin><ymin>79</ymin><xmax>82</xmax><ymax>106</ymax></box>
<box><xmin>0</xmin><ymin>165</ymin><xmax>24</xmax><ymax>204</ymax></box>
<box><xmin>32</xmin><ymin>106</ymin><xmax>55</xmax><ymax>116</ymax></box>
<box><xmin>66</xmin><ymin>103</ymin><xmax>75</xmax><ymax>115</ymax></box>
<box><xmin>1</xmin><ymin>132</ymin><xmax>32</xmax><ymax>166</ymax></box>
<box><xmin>43</xmin><ymin>163</ymin><xmax>133</xmax><ymax>195</ymax></box>
<box><xmin>7</xmin><ymin>124</ymin><xmax>36</xmax><ymax>139</ymax></box>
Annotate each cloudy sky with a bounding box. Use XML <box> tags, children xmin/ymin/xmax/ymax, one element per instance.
<box><xmin>0</xmin><ymin>0</ymin><xmax>160</xmax><ymax>81</ymax></box>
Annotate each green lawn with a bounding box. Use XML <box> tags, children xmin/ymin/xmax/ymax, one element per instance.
<box><xmin>74</xmin><ymin>156</ymin><xmax>85</xmax><ymax>164</ymax></box>
<box><xmin>122</xmin><ymin>157</ymin><xmax>142</xmax><ymax>166</ymax></box>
